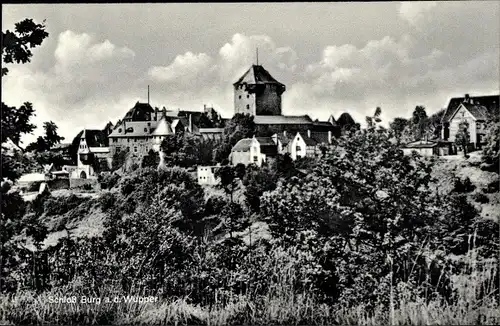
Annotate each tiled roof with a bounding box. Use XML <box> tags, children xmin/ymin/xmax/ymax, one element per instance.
<box><xmin>461</xmin><ymin>103</ymin><xmax>490</xmax><ymax>120</ymax></box>
<box><xmin>253</xmin><ymin>115</ymin><xmax>313</xmax><ymax>125</ymax></box>
<box><xmin>255</xmin><ymin>137</ymin><xmax>276</xmax><ymax>146</ymax></box>
<box><xmin>302</xmin><ymin>135</ymin><xmax>319</xmax><ymax>146</ymax></box>
<box><xmin>232</xmin><ymin>138</ymin><xmax>253</xmax><ymax>152</ymax></box>
<box><xmin>274</xmin><ymin>133</ymin><xmax>294</xmax><ymax>146</ymax></box>
<box><xmin>442</xmin><ymin>95</ymin><xmax>499</xmax><ymax>123</ymax></box>
<box><xmin>234</xmin><ymin>65</ymin><xmax>285</xmax><ymax>86</ymax></box>
<box><xmin>309</xmin><ymin>131</ymin><xmax>330</xmax><ymax>144</ymax></box>
<box><xmin>108</xmin><ymin>121</ymin><xmax>152</xmax><ymax>138</ymax></box>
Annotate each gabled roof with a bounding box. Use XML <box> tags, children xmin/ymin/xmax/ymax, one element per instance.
<box><xmin>460</xmin><ymin>103</ymin><xmax>490</xmax><ymax>120</ymax></box>
<box><xmin>442</xmin><ymin>95</ymin><xmax>499</xmax><ymax>123</ymax></box>
<box><xmin>233</xmin><ymin>65</ymin><xmax>284</xmax><ymax>86</ymax></box>
<box><xmin>83</xmin><ymin>129</ymin><xmax>108</xmax><ymax>147</ymax></box>
<box><xmin>253</xmin><ymin>115</ymin><xmax>313</xmax><ymax>125</ymax></box>
<box><xmin>232</xmin><ymin>138</ymin><xmax>254</xmax><ymax>152</ymax></box>
<box><xmin>301</xmin><ymin>135</ymin><xmax>319</xmax><ymax>146</ymax></box>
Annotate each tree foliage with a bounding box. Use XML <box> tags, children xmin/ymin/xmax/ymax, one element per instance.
<box><xmin>214</xmin><ymin>114</ymin><xmax>255</xmax><ymax>163</ymax></box>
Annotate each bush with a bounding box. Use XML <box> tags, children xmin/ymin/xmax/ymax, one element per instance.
<box><xmin>82</xmin><ymin>183</ymin><xmax>93</xmax><ymax>191</ymax></box>
<box><xmin>99</xmin><ymin>192</ymin><xmax>116</xmax><ymax>212</ymax></box>
<box><xmin>474</xmin><ymin>192</ymin><xmax>490</xmax><ymax>204</ymax></box>
<box><xmin>100</xmin><ymin>172</ymin><xmax>120</xmax><ymax>190</ymax></box>
<box><xmin>453</xmin><ymin>177</ymin><xmax>476</xmax><ymax>193</ymax></box>
<box><xmin>483</xmin><ymin>178</ymin><xmax>499</xmax><ymax>193</ymax></box>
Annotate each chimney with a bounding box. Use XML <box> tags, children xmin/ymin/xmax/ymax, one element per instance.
<box><xmin>307</xmin><ymin>129</ymin><xmax>311</xmax><ymax>138</ymax></box>
<box><xmin>328</xmin><ymin>130</ymin><xmax>332</xmax><ymax>144</ymax></box>
<box><xmin>465</xmin><ymin>94</ymin><xmax>470</xmax><ymax>103</ymax></box>
<box><xmin>189</xmin><ymin>113</ymin><xmax>192</xmax><ymax>133</ymax></box>
<box><xmin>283</xmin><ymin>130</ymin><xmax>287</xmax><ymax>137</ymax></box>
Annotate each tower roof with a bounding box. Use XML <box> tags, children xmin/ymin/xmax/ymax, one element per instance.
<box><xmin>233</xmin><ymin>65</ymin><xmax>284</xmax><ymax>86</ymax></box>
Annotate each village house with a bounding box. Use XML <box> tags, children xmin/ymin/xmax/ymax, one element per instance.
<box><xmin>197</xmin><ymin>165</ymin><xmax>221</xmax><ymax>186</ymax></box>
<box><xmin>441</xmin><ymin>94</ymin><xmax>499</xmax><ymax>151</ymax></box>
<box><xmin>287</xmin><ymin>131</ymin><xmax>323</xmax><ymax>160</ymax></box>
<box><xmin>230</xmin><ymin>136</ymin><xmax>278</xmax><ymax>167</ymax></box>
<box><xmin>75</xmin><ymin>129</ymin><xmax>110</xmax><ymax>179</ymax></box>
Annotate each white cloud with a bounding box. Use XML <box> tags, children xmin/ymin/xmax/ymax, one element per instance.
<box><xmin>399</xmin><ymin>1</ymin><xmax>437</xmax><ymax>27</ymax></box>
<box><xmin>148</xmin><ymin>51</ymin><xmax>212</xmax><ymax>83</ymax></box>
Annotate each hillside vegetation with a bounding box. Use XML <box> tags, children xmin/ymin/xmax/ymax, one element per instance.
<box><xmin>1</xmin><ymin>120</ymin><xmax>499</xmax><ymax>325</ymax></box>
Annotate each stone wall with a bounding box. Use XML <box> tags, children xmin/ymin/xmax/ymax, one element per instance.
<box><xmin>256</xmin><ymin>84</ymin><xmax>282</xmax><ymax>115</ymax></box>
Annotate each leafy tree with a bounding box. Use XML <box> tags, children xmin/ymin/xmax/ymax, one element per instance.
<box><xmin>112</xmin><ymin>150</ymin><xmax>128</xmax><ymax>171</ymax></box>
<box><xmin>243</xmin><ymin>164</ymin><xmax>278</xmax><ymax>213</ymax></box>
<box><xmin>455</xmin><ymin>120</ymin><xmax>470</xmax><ymax>157</ymax></box>
<box><xmin>1</xmin><ymin>102</ymin><xmax>36</xmax><ymax>146</ymax></box>
<box><xmin>389</xmin><ymin>117</ymin><xmax>409</xmax><ymax>140</ymax></box>
<box><xmin>160</xmin><ymin>132</ymin><xmax>216</xmax><ymax>167</ymax></box>
<box><xmin>42</xmin><ymin>121</ymin><xmax>65</xmax><ymax>148</ymax></box>
<box><xmin>141</xmin><ymin>149</ymin><xmax>160</xmax><ymax>168</ymax></box>
<box><xmin>214</xmin><ymin>114</ymin><xmax>255</xmax><ymax>163</ymax></box>
<box><xmin>481</xmin><ymin>120</ymin><xmax>499</xmax><ymax>172</ymax></box>
<box><xmin>25</xmin><ymin>121</ymin><xmax>65</xmax><ymax>153</ymax></box>
<box><xmin>411</xmin><ymin>105</ymin><xmax>428</xmax><ymax>140</ymax></box>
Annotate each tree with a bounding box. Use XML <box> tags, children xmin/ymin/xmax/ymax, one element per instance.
<box><xmin>411</xmin><ymin>105</ymin><xmax>428</xmax><ymax>140</ymax></box>
<box><xmin>455</xmin><ymin>120</ymin><xmax>470</xmax><ymax>157</ymax></box>
<box><xmin>389</xmin><ymin>117</ymin><xmax>409</xmax><ymax>140</ymax></box>
<box><xmin>214</xmin><ymin>114</ymin><xmax>255</xmax><ymax>163</ymax></box>
<box><xmin>43</xmin><ymin>121</ymin><xmax>65</xmax><ymax>148</ymax></box>
<box><xmin>141</xmin><ymin>149</ymin><xmax>160</xmax><ymax>168</ymax></box>
<box><xmin>1</xmin><ymin>102</ymin><xmax>36</xmax><ymax>146</ymax></box>
<box><xmin>481</xmin><ymin>120</ymin><xmax>499</xmax><ymax>172</ymax></box>
<box><xmin>112</xmin><ymin>150</ymin><xmax>128</xmax><ymax>171</ymax></box>
<box><xmin>366</xmin><ymin>107</ymin><xmax>382</xmax><ymax>130</ymax></box>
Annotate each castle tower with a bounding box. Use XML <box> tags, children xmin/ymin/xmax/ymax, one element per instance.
<box><xmin>233</xmin><ymin>65</ymin><xmax>286</xmax><ymax>116</ymax></box>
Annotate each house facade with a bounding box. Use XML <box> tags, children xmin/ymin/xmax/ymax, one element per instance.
<box><xmin>288</xmin><ymin>132</ymin><xmax>321</xmax><ymax>160</ymax></box>
<box><xmin>75</xmin><ymin>129</ymin><xmax>110</xmax><ymax>179</ymax></box>
<box><xmin>441</xmin><ymin>94</ymin><xmax>499</xmax><ymax>150</ymax></box>
<box><xmin>230</xmin><ymin>136</ymin><xmax>276</xmax><ymax>167</ymax></box>
<box><xmin>197</xmin><ymin>165</ymin><xmax>221</xmax><ymax>186</ymax></box>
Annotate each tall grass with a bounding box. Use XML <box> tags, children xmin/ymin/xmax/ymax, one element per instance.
<box><xmin>1</xmin><ymin>244</ymin><xmax>498</xmax><ymax>325</ymax></box>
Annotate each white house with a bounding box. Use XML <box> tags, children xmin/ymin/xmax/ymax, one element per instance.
<box><xmin>197</xmin><ymin>165</ymin><xmax>221</xmax><ymax>186</ymax></box>
<box><xmin>288</xmin><ymin>132</ymin><xmax>320</xmax><ymax>160</ymax></box>
<box><xmin>74</xmin><ymin>129</ymin><xmax>110</xmax><ymax>179</ymax></box>
<box><xmin>230</xmin><ymin>136</ymin><xmax>278</xmax><ymax>167</ymax></box>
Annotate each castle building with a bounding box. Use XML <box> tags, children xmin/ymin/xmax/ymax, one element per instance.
<box><xmin>234</xmin><ymin>65</ymin><xmax>286</xmax><ymax>116</ymax></box>
<box><xmin>233</xmin><ymin>64</ymin><xmax>339</xmax><ymax>140</ymax></box>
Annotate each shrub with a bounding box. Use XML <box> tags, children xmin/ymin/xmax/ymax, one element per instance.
<box><xmin>99</xmin><ymin>192</ymin><xmax>116</xmax><ymax>212</ymax></box>
<box><xmin>474</xmin><ymin>192</ymin><xmax>490</xmax><ymax>204</ymax></box>
<box><xmin>82</xmin><ymin>183</ymin><xmax>93</xmax><ymax>191</ymax></box>
<box><xmin>483</xmin><ymin>178</ymin><xmax>499</xmax><ymax>193</ymax></box>
<box><xmin>453</xmin><ymin>177</ymin><xmax>476</xmax><ymax>193</ymax></box>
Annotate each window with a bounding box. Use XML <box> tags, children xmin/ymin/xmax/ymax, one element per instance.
<box><xmin>113</xmin><ymin>138</ymin><xmax>117</xmax><ymax>143</ymax></box>
<box><xmin>147</xmin><ymin>122</ymin><xmax>151</xmax><ymax>126</ymax></box>
<box><xmin>296</xmin><ymin>146</ymin><xmax>301</xmax><ymax>152</ymax></box>
<box><xmin>246</xmin><ymin>104</ymin><xmax>250</xmax><ymax>110</ymax></box>
<box><xmin>118</xmin><ymin>128</ymin><xmax>122</xmax><ymax>133</ymax></box>
<box><xmin>239</xmin><ymin>95</ymin><xmax>242</xmax><ymax>99</ymax></box>
<box><xmin>144</xmin><ymin>128</ymin><xmax>147</xmax><ymax>132</ymax></box>
<box><xmin>116</xmin><ymin>146</ymin><xmax>121</xmax><ymax>152</ymax></box>
<box><xmin>247</xmin><ymin>94</ymin><xmax>249</xmax><ymax>98</ymax></box>
<box><xmin>253</xmin><ymin>156</ymin><xmax>258</xmax><ymax>162</ymax></box>
<box><xmin>135</xmin><ymin>139</ymin><xmax>137</xmax><ymax>142</ymax></box>
<box><xmin>134</xmin><ymin>147</ymin><xmax>138</xmax><ymax>153</ymax></box>
<box><xmin>128</xmin><ymin>138</ymin><xmax>130</xmax><ymax>142</ymax></box>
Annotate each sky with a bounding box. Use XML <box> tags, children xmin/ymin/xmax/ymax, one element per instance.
<box><xmin>2</xmin><ymin>2</ymin><xmax>499</xmax><ymax>146</ymax></box>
